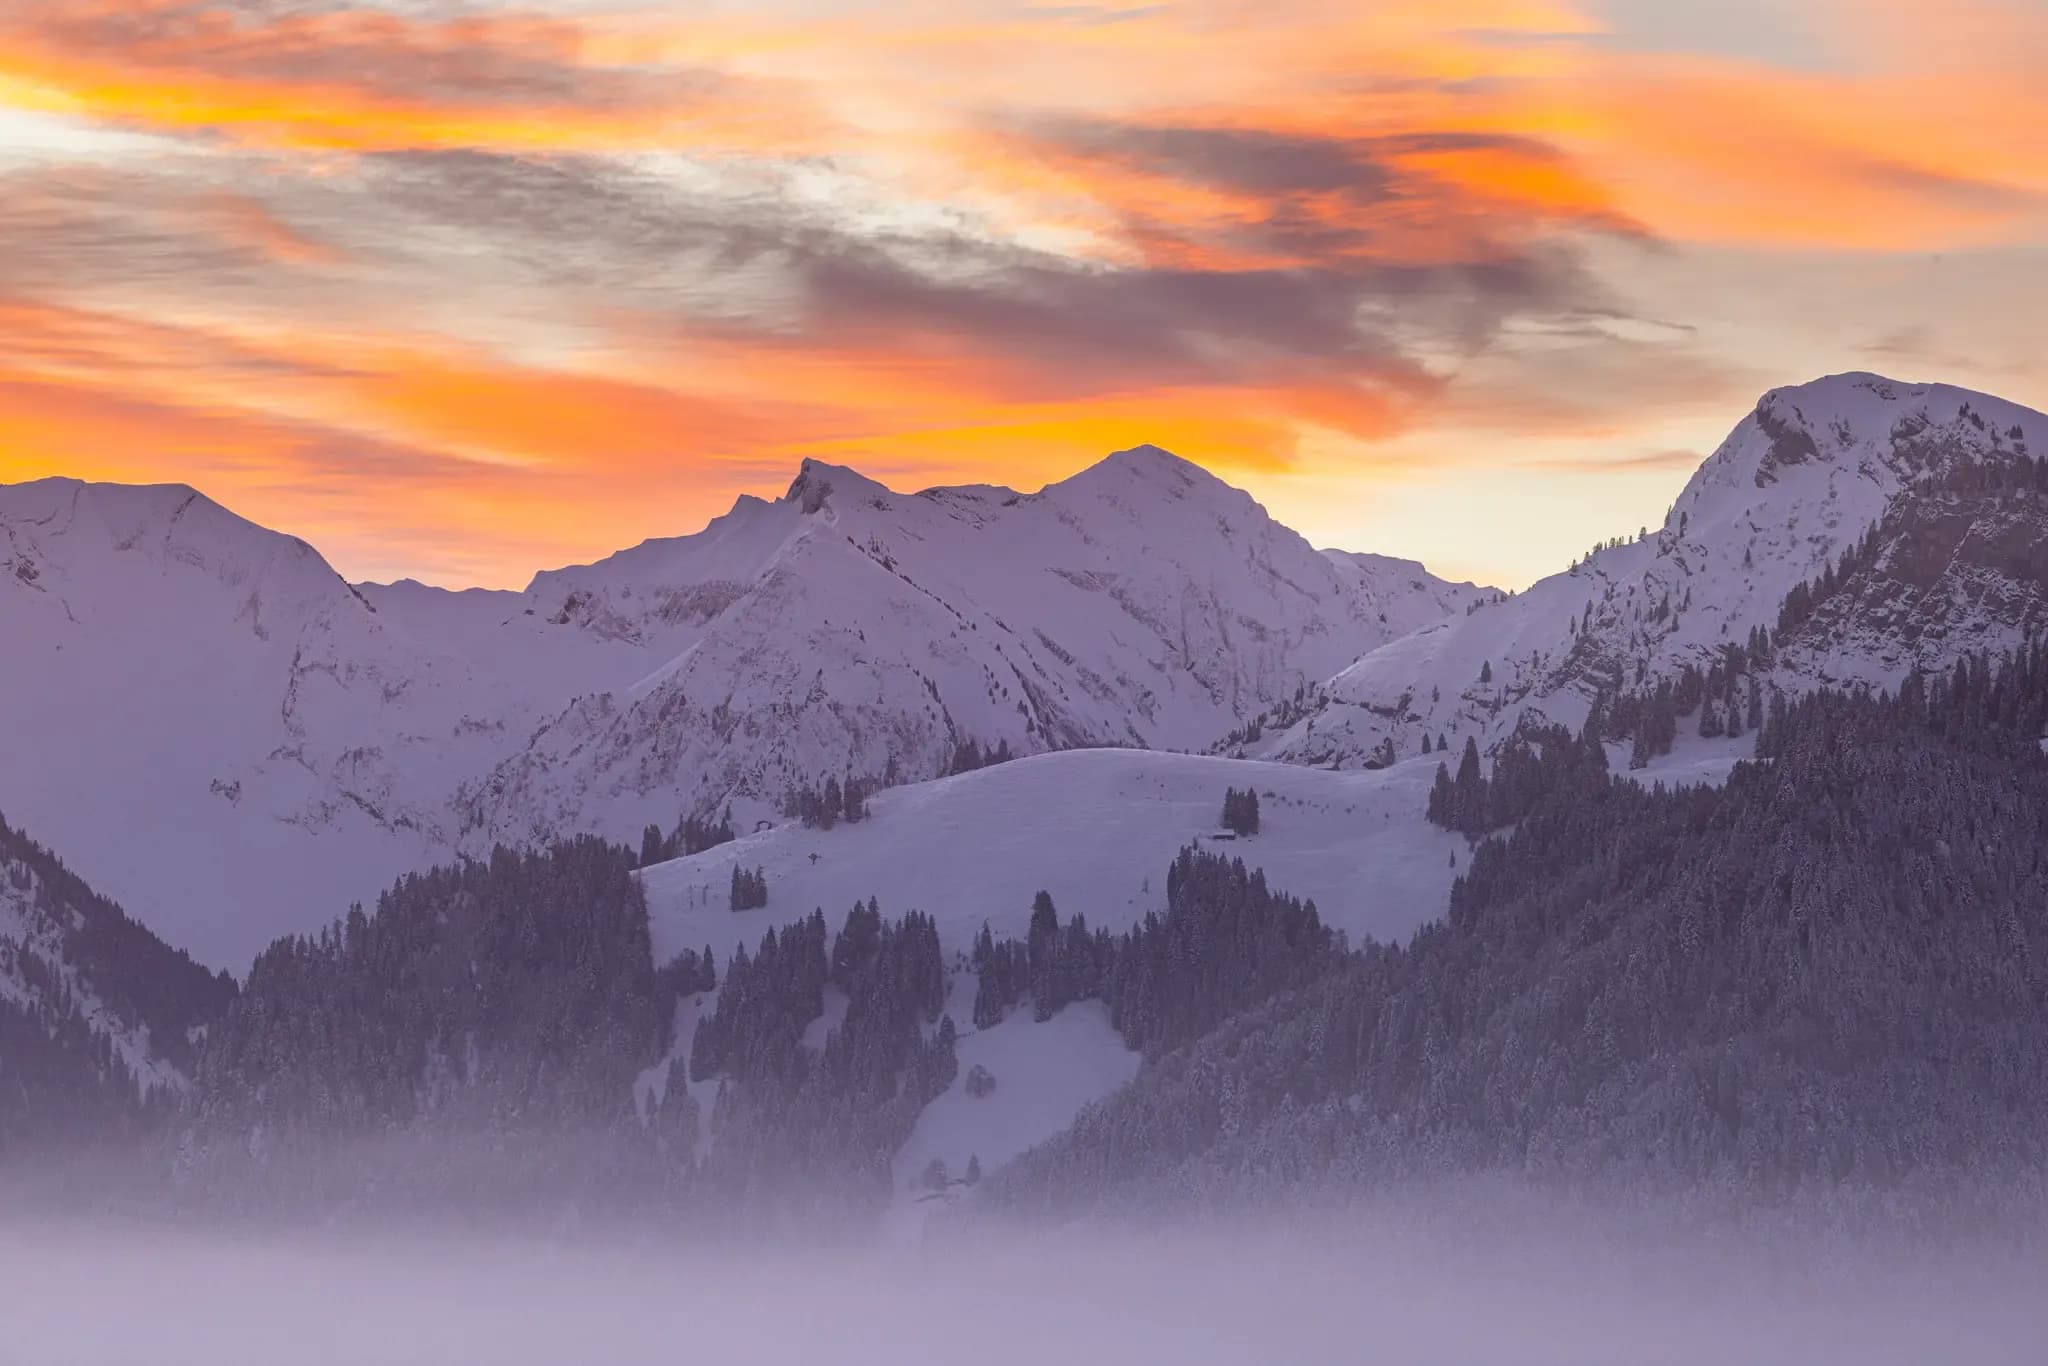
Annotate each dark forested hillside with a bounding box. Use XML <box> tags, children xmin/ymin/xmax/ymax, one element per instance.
<box><xmin>192</xmin><ymin>838</ymin><xmax>667</xmax><ymax>1137</ymax></box>
<box><xmin>0</xmin><ymin>813</ymin><xmax>234</xmax><ymax>1152</ymax></box>
<box><xmin>968</xmin><ymin>850</ymin><xmax>1340</xmax><ymax>1057</ymax></box>
<box><xmin>996</xmin><ymin>650</ymin><xmax>2048</xmax><ymax>1212</ymax></box>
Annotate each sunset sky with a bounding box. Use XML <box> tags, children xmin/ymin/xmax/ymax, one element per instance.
<box><xmin>0</xmin><ymin>0</ymin><xmax>2041</xmax><ymax>589</ymax></box>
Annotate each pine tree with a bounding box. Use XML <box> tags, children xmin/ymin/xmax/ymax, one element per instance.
<box><xmin>728</xmin><ymin>866</ymin><xmax>768</xmax><ymax>911</ymax></box>
<box><xmin>1454</xmin><ymin>737</ymin><xmax>1483</xmax><ymax>828</ymax></box>
<box><xmin>1218</xmin><ymin>786</ymin><xmax>1261</xmax><ymax>835</ymax></box>
<box><xmin>820</xmin><ymin>777</ymin><xmax>842</xmax><ymax>830</ymax></box>
<box><xmin>1427</xmin><ymin>761</ymin><xmax>1454</xmax><ymax>826</ymax></box>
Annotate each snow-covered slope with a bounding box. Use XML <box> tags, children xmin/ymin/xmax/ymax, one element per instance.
<box><xmin>0</xmin><ymin>480</ymin><xmax>512</xmax><ymax>968</ymax></box>
<box><xmin>639</xmin><ymin>747</ymin><xmax>1465</xmax><ymax>965</ymax></box>
<box><xmin>2</xmin><ymin>451</ymin><xmax>1476</xmax><ymax>967</ymax></box>
<box><xmin>1256</xmin><ymin>374</ymin><xmax>2047</xmax><ymax>766</ymax></box>
<box><xmin>638</xmin><ymin>745</ymin><xmax>1464</xmax><ymax>1197</ymax></box>
<box><xmin>891</xmin><ymin>992</ymin><xmax>1138</xmax><ymax>1202</ymax></box>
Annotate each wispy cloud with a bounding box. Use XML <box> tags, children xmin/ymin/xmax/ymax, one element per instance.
<box><xmin>1524</xmin><ymin>446</ymin><xmax>1703</xmax><ymax>474</ymax></box>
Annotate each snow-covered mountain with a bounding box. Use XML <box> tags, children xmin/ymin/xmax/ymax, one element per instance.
<box><xmin>448</xmin><ymin>447</ymin><xmax>1487</xmax><ymax>848</ymax></box>
<box><xmin>1</xmin><ymin>450</ymin><xmax>1478</xmax><ymax>967</ymax></box>
<box><xmin>1253</xmin><ymin>374</ymin><xmax>2046</xmax><ymax>767</ymax></box>
<box><xmin>0</xmin><ymin>479</ymin><xmax>600</xmax><ymax>969</ymax></box>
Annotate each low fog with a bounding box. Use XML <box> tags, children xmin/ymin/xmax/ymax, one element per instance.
<box><xmin>7</xmin><ymin>1197</ymin><xmax>2045</xmax><ymax>1366</ymax></box>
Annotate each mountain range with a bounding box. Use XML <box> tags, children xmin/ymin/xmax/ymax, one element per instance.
<box><xmin>1</xmin><ymin>445</ymin><xmax>1482</xmax><ymax>968</ymax></box>
<box><xmin>3</xmin><ymin>370</ymin><xmax>2046</xmax><ymax>1218</ymax></box>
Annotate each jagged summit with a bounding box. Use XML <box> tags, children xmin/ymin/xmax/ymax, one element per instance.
<box><xmin>782</xmin><ymin>457</ymin><xmax>896</xmax><ymax>513</ymax></box>
<box><xmin>776</xmin><ymin>443</ymin><xmax>1220</xmax><ymax>517</ymax></box>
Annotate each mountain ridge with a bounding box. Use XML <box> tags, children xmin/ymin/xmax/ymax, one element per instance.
<box><xmin>2</xmin><ymin>444</ymin><xmax>1479</xmax><ymax>967</ymax></box>
<box><xmin>1250</xmin><ymin>372</ymin><xmax>2047</xmax><ymax>768</ymax></box>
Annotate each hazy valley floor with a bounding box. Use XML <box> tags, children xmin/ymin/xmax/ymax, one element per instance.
<box><xmin>8</xmin><ymin>1193</ymin><xmax>2047</xmax><ymax>1366</ymax></box>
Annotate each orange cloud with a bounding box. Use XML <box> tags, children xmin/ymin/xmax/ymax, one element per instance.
<box><xmin>1563</xmin><ymin>58</ymin><xmax>2046</xmax><ymax>251</ymax></box>
<box><xmin>0</xmin><ymin>0</ymin><xmax>818</xmax><ymax>153</ymax></box>
<box><xmin>0</xmin><ymin>0</ymin><xmax>2040</xmax><ymax>593</ymax></box>
<box><xmin>203</xmin><ymin>192</ymin><xmax>347</xmax><ymax>268</ymax></box>
<box><xmin>0</xmin><ymin>290</ymin><xmax>1438</xmax><ymax>580</ymax></box>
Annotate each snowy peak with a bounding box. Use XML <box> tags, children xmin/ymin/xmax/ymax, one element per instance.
<box><xmin>1</xmin><ymin>476</ymin><xmax>362</xmax><ymax>626</ymax></box>
<box><xmin>1679</xmin><ymin>372</ymin><xmax>2036</xmax><ymax>509</ymax></box>
<box><xmin>1040</xmin><ymin>443</ymin><xmax>1258</xmax><ymax>523</ymax></box>
<box><xmin>449</xmin><ymin>445</ymin><xmax>1486</xmax><ymax>854</ymax></box>
<box><xmin>0</xmin><ymin>477</ymin><xmax>497</xmax><ymax>968</ymax></box>
<box><xmin>782</xmin><ymin>457</ymin><xmax>897</xmax><ymax>515</ymax></box>
<box><xmin>1063</xmin><ymin>442</ymin><xmax>1211</xmax><ymax>491</ymax></box>
<box><xmin>1255</xmin><ymin>374</ymin><xmax>2047</xmax><ymax>770</ymax></box>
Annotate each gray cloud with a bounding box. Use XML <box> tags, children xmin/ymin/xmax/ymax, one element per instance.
<box><xmin>339</xmin><ymin>144</ymin><xmax>1640</xmax><ymax>411</ymax></box>
<box><xmin>8</xmin><ymin>0</ymin><xmax>737</xmax><ymax>115</ymax></box>
<box><xmin>0</xmin><ymin>119</ymin><xmax>1669</xmax><ymax>435</ymax></box>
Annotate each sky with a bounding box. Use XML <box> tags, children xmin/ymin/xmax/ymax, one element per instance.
<box><xmin>0</xmin><ymin>0</ymin><xmax>2041</xmax><ymax>589</ymax></box>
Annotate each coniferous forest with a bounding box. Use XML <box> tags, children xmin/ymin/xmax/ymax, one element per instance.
<box><xmin>996</xmin><ymin>650</ymin><xmax>2048</xmax><ymax>1215</ymax></box>
<box><xmin>0</xmin><ymin>815</ymin><xmax>234</xmax><ymax>1151</ymax></box>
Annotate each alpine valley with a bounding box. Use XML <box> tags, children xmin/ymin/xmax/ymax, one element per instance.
<box><xmin>3</xmin><ymin>373</ymin><xmax>2047</xmax><ymax>1232</ymax></box>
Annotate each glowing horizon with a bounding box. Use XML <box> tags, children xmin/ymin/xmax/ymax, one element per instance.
<box><xmin>0</xmin><ymin>0</ymin><xmax>2041</xmax><ymax>590</ymax></box>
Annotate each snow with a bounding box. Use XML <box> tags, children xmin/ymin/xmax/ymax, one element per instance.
<box><xmin>0</xmin><ymin>480</ymin><xmax>535</xmax><ymax>968</ymax></box>
<box><xmin>799</xmin><ymin>987</ymin><xmax>852</xmax><ymax>1054</ymax></box>
<box><xmin>1615</xmin><ymin>731</ymin><xmax>1758</xmax><ymax>791</ymax></box>
<box><xmin>7</xmin><ymin>374</ymin><xmax>2033</xmax><ymax>974</ymax></box>
<box><xmin>450</xmin><ymin>447</ymin><xmax>1486</xmax><ymax>859</ymax></box>
<box><xmin>1258</xmin><ymin>373</ymin><xmax>2048</xmax><ymax>770</ymax></box>
<box><xmin>2</xmin><ymin>450</ymin><xmax>1477</xmax><ymax>969</ymax></box>
<box><xmin>640</xmin><ymin>747</ymin><xmax>1467</xmax><ymax>967</ymax></box>
<box><xmin>640</xmin><ymin>745</ymin><xmax>1463</xmax><ymax>1192</ymax></box>
<box><xmin>631</xmin><ymin>992</ymin><xmax>721</xmax><ymax>1159</ymax></box>
<box><xmin>893</xmin><ymin>987</ymin><xmax>1138</xmax><ymax>1195</ymax></box>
